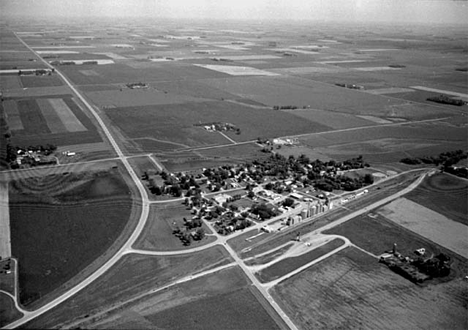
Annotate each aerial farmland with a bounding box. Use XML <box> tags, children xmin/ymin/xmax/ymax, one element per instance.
<box><xmin>0</xmin><ymin>2</ymin><xmax>467</xmax><ymax>330</ymax></box>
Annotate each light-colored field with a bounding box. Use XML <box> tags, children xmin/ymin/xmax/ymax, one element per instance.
<box><xmin>92</xmin><ymin>52</ymin><xmax>128</xmax><ymax>60</ymax></box>
<box><xmin>410</xmin><ymin>86</ymin><xmax>468</xmax><ymax>98</ymax></box>
<box><xmin>216</xmin><ymin>55</ymin><xmax>281</xmax><ymax>61</ymax></box>
<box><xmin>357</xmin><ymin>115</ymin><xmax>393</xmax><ymax>124</ymax></box>
<box><xmin>285</xmin><ymin>109</ymin><xmax>374</xmax><ymax>129</ymax></box>
<box><xmin>366</xmin><ymin>87</ymin><xmax>416</xmax><ymax>95</ymax></box>
<box><xmin>0</xmin><ymin>182</ymin><xmax>11</xmax><ymax>258</ymax></box>
<box><xmin>269</xmin><ymin>66</ymin><xmax>346</xmax><ymax>74</ymax></box>
<box><xmin>36</xmin><ymin>98</ymin><xmax>67</xmax><ymax>133</ymax></box>
<box><xmin>79</xmin><ymin>69</ymin><xmax>99</xmax><ymax>76</ymax></box>
<box><xmin>378</xmin><ymin>198</ymin><xmax>468</xmax><ymax>258</ymax></box>
<box><xmin>358</xmin><ymin>48</ymin><xmax>399</xmax><ymax>52</ymax></box>
<box><xmin>3</xmin><ymin>86</ymin><xmax>72</xmax><ymax>98</ymax></box>
<box><xmin>54</xmin><ymin>59</ymin><xmax>114</xmax><ymax>65</ymax></box>
<box><xmin>354</xmin><ymin>67</ymin><xmax>401</xmax><ymax>71</ymax></box>
<box><xmin>194</xmin><ymin>64</ymin><xmax>278</xmax><ymax>76</ymax></box>
<box><xmin>318</xmin><ymin>60</ymin><xmax>367</xmax><ymax>64</ymax></box>
<box><xmin>36</xmin><ymin>50</ymin><xmax>79</xmax><ymax>54</ymax></box>
<box><xmin>273</xmin><ymin>248</ymin><xmax>467</xmax><ymax>330</ymax></box>
<box><xmin>31</xmin><ymin>46</ymin><xmax>95</xmax><ymax>49</ymax></box>
<box><xmin>47</xmin><ymin>98</ymin><xmax>87</xmax><ymax>132</ymax></box>
<box><xmin>86</xmin><ymin>89</ymin><xmax>211</xmax><ymax>107</ymax></box>
<box><xmin>56</xmin><ymin>142</ymin><xmax>109</xmax><ymax>153</ymax></box>
<box><xmin>215</xmin><ymin>45</ymin><xmax>249</xmax><ymax>50</ymax></box>
<box><xmin>3</xmin><ymin>100</ymin><xmax>24</xmax><ymax>130</ymax></box>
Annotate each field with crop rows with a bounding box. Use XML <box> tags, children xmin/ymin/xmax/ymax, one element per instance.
<box><xmin>272</xmin><ymin>247</ymin><xmax>468</xmax><ymax>330</ymax></box>
<box><xmin>9</xmin><ymin>170</ymin><xmax>133</xmax><ymax>306</ymax></box>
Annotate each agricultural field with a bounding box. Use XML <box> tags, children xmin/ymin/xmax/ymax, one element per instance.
<box><xmin>22</xmin><ymin>246</ymin><xmax>233</xmax><ymax>329</ymax></box>
<box><xmin>133</xmin><ymin>202</ymin><xmax>216</xmax><ymax>251</ymax></box>
<box><xmin>105</xmin><ymin>101</ymin><xmax>330</xmax><ymax>151</ymax></box>
<box><xmin>378</xmin><ymin>198</ymin><xmax>468</xmax><ymax>259</ymax></box>
<box><xmin>9</xmin><ymin>169</ymin><xmax>134</xmax><ymax>306</ymax></box>
<box><xmin>324</xmin><ymin>211</ymin><xmax>468</xmax><ymax>278</ymax></box>
<box><xmin>405</xmin><ymin>173</ymin><xmax>468</xmax><ymax>225</ymax></box>
<box><xmin>19</xmin><ymin>75</ymin><xmax>63</xmax><ymax>88</ymax></box>
<box><xmin>272</xmin><ymin>247</ymin><xmax>468</xmax><ymax>330</ymax></box>
<box><xmin>0</xmin><ymin>181</ymin><xmax>11</xmax><ymax>259</ymax></box>
<box><xmin>3</xmin><ymin>94</ymin><xmax>104</xmax><ymax>150</ymax></box>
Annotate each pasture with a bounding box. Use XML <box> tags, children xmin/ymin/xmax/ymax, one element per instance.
<box><xmin>378</xmin><ymin>198</ymin><xmax>468</xmax><ymax>259</ymax></box>
<box><xmin>9</xmin><ymin>170</ymin><xmax>133</xmax><ymax>306</ymax></box>
<box><xmin>272</xmin><ymin>248</ymin><xmax>468</xmax><ymax>330</ymax></box>
<box><xmin>405</xmin><ymin>173</ymin><xmax>468</xmax><ymax>225</ymax></box>
<box><xmin>22</xmin><ymin>246</ymin><xmax>233</xmax><ymax>329</ymax></box>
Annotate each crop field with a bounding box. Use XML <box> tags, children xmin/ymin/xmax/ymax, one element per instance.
<box><xmin>133</xmin><ymin>202</ymin><xmax>216</xmax><ymax>251</ymax></box>
<box><xmin>379</xmin><ymin>198</ymin><xmax>468</xmax><ymax>259</ymax></box>
<box><xmin>3</xmin><ymin>100</ymin><xmax>24</xmax><ymax>130</ymax></box>
<box><xmin>85</xmin><ymin>88</ymin><xmax>211</xmax><ymax>108</ymax></box>
<box><xmin>23</xmin><ymin>246</ymin><xmax>233</xmax><ymax>329</ymax></box>
<box><xmin>0</xmin><ymin>75</ymin><xmax>23</xmax><ymax>89</ymax></box>
<box><xmin>9</xmin><ymin>170</ymin><xmax>134</xmax><ymax>306</ymax></box>
<box><xmin>5</xmin><ymin>95</ymin><xmax>103</xmax><ymax>147</ymax></box>
<box><xmin>0</xmin><ymin>294</ymin><xmax>23</xmax><ymax>327</ymax></box>
<box><xmin>59</xmin><ymin>62</ymin><xmax>228</xmax><ymax>85</ymax></box>
<box><xmin>405</xmin><ymin>173</ymin><xmax>468</xmax><ymax>225</ymax></box>
<box><xmin>256</xmin><ymin>238</ymin><xmax>345</xmax><ymax>283</ymax></box>
<box><xmin>150</xmin><ymin>79</ymin><xmax>238</xmax><ymax>100</ymax></box>
<box><xmin>285</xmin><ymin>108</ymin><xmax>375</xmax><ymax>129</ymax></box>
<box><xmin>80</xmin><ymin>266</ymin><xmax>287</xmax><ymax>330</ymax></box>
<box><xmin>195</xmin><ymin>64</ymin><xmax>280</xmax><ymax>76</ymax></box>
<box><xmin>0</xmin><ymin>181</ymin><xmax>11</xmax><ymax>258</ymax></box>
<box><xmin>19</xmin><ymin>75</ymin><xmax>63</xmax><ymax>88</ymax></box>
<box><xmin>272</xmin><ymin>247</ymin><xmax>468</xmax><ymax>330</ymax></box>
<box><xmin>105</xmin><ymin>101</ymin><xmax>330</xmax><ymax>150</ymax></box>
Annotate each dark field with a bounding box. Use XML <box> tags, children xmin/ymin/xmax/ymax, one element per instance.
<box><xmin>0</xmin><ymin>294</ymin><xmax>23</xmax><ymax>327</ymax></box>
<box><xmin>256</xmin><ymin>238</ymin><xmax>345</xmax><ymax>283</ymax></box>
<box><xmin>20</xmin><ymin>75</ymin><xmax>63</xmax><ymax>88</ymax></box>
<box><xmin>272</xmin><ymin>247</ymin><xmax>468</xmax><ymax>330</ymax></box>
<box><xmin>9</xmin><ymin>170</ymin><xmax>133</xmax><ymax>306</ymax></box>
<box><xmin>405</xmin><ymin>173</ymin><xmax>468</xmax><ymax>225</ymax></box>
<box><xmin>22</xmin><ymin>246</ymin><xmax>233</xmax><ymax>329</ymax></box>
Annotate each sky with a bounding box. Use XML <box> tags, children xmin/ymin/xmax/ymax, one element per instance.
<box><xmin>0</xmin><ymin>0</ymin><xmax>467</xmax><ymax>25</ymax></box>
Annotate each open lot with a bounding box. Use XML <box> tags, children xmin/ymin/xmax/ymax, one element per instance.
<box><xmin>133</xmin><ymin>202</ymin><xmax>216</xmax><ymax>251</ymax></box>
<box><xmin>378</xmin><ymin>198</ymin><xmax>468</xmax><ymax>259</ymax></box>
<box><xmin>9</xmin><ymin>169</ymin><xmax>134</xmax><ymax>306</ymax></box>
<box><xmin>405</xmin><ymin>173</ymin><xmax>468</xmax><ymax>225</ymax></box>
<box><xmin>256</xmin><ymin>238</ymin><xmax>345</xmax><ymax>283</ymax></box>
<box><xmin>272</xmin><ymin>247</ymin><xmax>468</xmax><ymax>330</ymax></box>
<box><xmin>23</xmin><ymin>246</ymin><xmax>233</xmax><ymax>329</ymax></box>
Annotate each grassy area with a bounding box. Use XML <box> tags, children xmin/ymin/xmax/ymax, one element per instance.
<box><xmin>133</xmin><ymin>202</ymin><xmax>216</xmax><ymax>251</ymax></box>
<box><xmin>22</xmin><ymin>246</ymin><xmax>233</xmax><ymax>329</ymax></box>
<box><xmin>272</xmin><ymin>247</ymin><xmax>468</xmax><ymax>330</ymax></box>
<box><xmin>9</xmin><ymin>169</ymin><xmax>134</xmax><ymax>306</ymax></box>
<box><xmin>256</xmin><ymin>238</ymin><xmax>345</xmax><ymax>283</ymax></box>
<box><xmin>76</xmin><ymin>266</ymin><xmax>288</xmax><ymax>330</ymax></box>
<box><xmin>0</xmin><ymin>293</ymin><xmax>24</xmax><ymax>327</ymax></box>
<box><xmin>20</xmin><ymin>75</ymin><xmax>63</xmax><ymax>88</ymax></box>
<box><xmin>405</xmin><ymin>173</ymin><xmax>468</xmax><ymax>225</ymax></box>
<box><xmin>324</xmin><ymin>212</ymin><xmax>468</xmax><ymax>280</ymax></box>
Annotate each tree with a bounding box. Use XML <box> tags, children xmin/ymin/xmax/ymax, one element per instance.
<box><xmin>363</xmin><ymin>173</ymin><xmax>374</xmax><ymax>185</ymax></box>
<box><xmin>283</xmin><ymin>198</ymin><xmax>294</xmax><ymax>207</ymax></box>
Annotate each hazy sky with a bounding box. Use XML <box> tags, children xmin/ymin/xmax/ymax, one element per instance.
<box><xmin>0</xmin><ymin>0</ymin><xmax>467</xmax><ymax>24</ymax></box>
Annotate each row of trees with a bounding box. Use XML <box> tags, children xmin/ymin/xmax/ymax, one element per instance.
<box><xmin>401</xmin><ymin>150</ymin><xmax>467</xmax><ymax>167</ymax></box>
